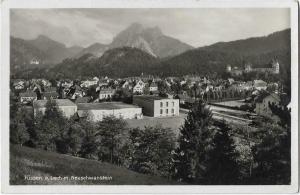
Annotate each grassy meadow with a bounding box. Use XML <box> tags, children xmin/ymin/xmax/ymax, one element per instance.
<box><xmin>10</xmin><ymin>145</ymin><xmax>180</xmax><ymax>185</ymax></box>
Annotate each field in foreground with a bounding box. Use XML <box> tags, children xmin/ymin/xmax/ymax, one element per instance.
<box><xmin>10</xmin><ymin>145</ymin><xmax>180</xmax><ymax>185</ymax></box>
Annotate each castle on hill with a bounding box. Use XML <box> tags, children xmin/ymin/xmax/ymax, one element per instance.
<box><xmin>226</xmin><ymin>59</ymin><xmax>280</xmax><ymax>76</ymax></box>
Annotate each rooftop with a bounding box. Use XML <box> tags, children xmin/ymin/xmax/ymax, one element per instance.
<box><xmin>20</xmin><ymin>91</ymin><xmax>37</xmax><ymax>97</ymax></box>
<box><xmin>33</xmin><ymin>99</ymin><xmax>76</xmax><ymax>108</ymax></box>
<box><xmin>77</xmin><ymin>102</ymin><xmax>140</xmax><ymax>110</ymax></box>
<box><xmin>133</xmin><ymin>95</ymin><xmax>171</xmax><ymax>101</ymax></box>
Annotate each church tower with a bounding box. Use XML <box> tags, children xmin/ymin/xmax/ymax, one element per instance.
<box><xmin>272</xmin><ymin>59</ymin><xmax>280</xmax><ymax>74</ymax></box>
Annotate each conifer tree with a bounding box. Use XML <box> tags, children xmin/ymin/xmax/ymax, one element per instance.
<box><xmin>251</xmin><ymin>104</ymin><xmax>291</xmax><ymax>184</ymax></box>
<box><xmin>174</xmin><ymin>100</ymin><xmax>213</xmax><ymax>183</ymax></box>
<box><xmin>204</xmin><ymin>121</ymin><xmax>240</xmax><ymax>184</ymax></box>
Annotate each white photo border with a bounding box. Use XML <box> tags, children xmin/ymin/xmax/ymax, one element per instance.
<box><xmin>1</xmin><ymin>0</ymin><xmax>298</xmax><ymax>193</ymax></box>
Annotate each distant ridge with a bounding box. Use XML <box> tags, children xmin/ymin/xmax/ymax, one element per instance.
<box><xmin>11</xmin><ymin>28</ymin><xmax>290</xmax><ymax>79</ymax></box>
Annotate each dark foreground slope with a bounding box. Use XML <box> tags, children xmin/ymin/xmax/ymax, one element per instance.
<box><xmin>10</xmin><ymin>145</ymin><xmax>179</xmax><ymax>185</ymax></box>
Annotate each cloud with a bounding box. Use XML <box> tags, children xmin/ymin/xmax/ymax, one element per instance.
<box><xmin>10</xmin><ymin>8</ymin><xmax>290</xmax><ymax>48</ymax></box>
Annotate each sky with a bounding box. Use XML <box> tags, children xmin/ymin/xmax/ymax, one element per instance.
<box><xmin>10</xmin><ymin>8</ymin><xmax>290</xmax><ymax>48</ymax></box>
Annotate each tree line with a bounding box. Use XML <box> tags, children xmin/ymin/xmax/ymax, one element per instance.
<box><xmin>10</xmin><ymin>97</ymin><xmax>290</xmax><ymax>184</ymax></box>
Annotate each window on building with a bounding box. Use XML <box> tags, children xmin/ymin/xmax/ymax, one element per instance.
<box><xmin>160</xmin><ymin>109</ymin><xmax>163</xmax><ymax>114</ymax></box>
<box><xmin>166</xmin><ymin>109</ymin><xmax>168</xmax><ymax>114</ymax></box>
<box><xmin>172</xmin><ymin>102</ymin><xmax>174</xmax><ymax>106</ymax></box>
<box><xmin>160</xmin><ymin>102</ymin><xmax>163</xmax><ymax>107</ymax></box>
<box><xmin>172</xmin><ymin>108</ymin><xmax>174</xmax><ymax>113</ymax></box>
<box><xmin>166</xmin><ymin>102</ymin><xmax>169</xmax><ymax>107</ymax></box>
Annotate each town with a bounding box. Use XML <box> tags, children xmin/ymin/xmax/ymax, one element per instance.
<box><xmin>12</xmin><ymin>58</ymin><xmax>289</xmax><ymax>131</ymax></box>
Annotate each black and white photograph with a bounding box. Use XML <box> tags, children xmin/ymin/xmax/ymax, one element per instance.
<box><xmin>1</xmin><ymin>0</ymin><xmax>298</xmax><ymax>193</ymax></box>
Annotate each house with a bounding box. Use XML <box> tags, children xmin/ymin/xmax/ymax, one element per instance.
<box><xmin>133</xmin><ymin>95</ymin><xmax>179</xmax><ymax>117</ymax></box>
<box><xmin>254</xmin><ymin>80</ymin><xmax>267</xmax><ymax>91</ymax></box>
<box><xmin>33</xmin><ymin>99</ymin><xmax>77</xmax><ymax>118</ymax></box>
<box><xmin>77</xmin><ymin>102</ymin><xmax>143</xmax><ymax>121</ymax></box>
<box><xmin>30</xmin><ymin>58</ymin><xmax>40</xmax><ymax>65</ymax></box>
<box><xmin>99</xmin><ymin>88</ymin><xmax>115</xmax><ymax>100</ymax></box>
<box><xmin>14</xmin><ymin>83</ymin><xmax>25</xmax><ymax>90</ymax></box>
<box><xmin>133</xmin><ymin>80</ymin><xmax>145</xmax><ymax>94</ymax></box>
<box><xmin>80</xmin><ymin>78</ymin><xmax>99</xmax><ymax>88</ymax></box>
<box><xmin>255</xmin><ymin>93</ymin><xmax>280</xmax><ymax>117</ymax></box>
<box><xmin>19</xmin><ymin>90</ymin><xmax>37</xmax><ymax>104</ymax></box>
<box><xmin>13</xmin><ymin>79</ymin><xmax>25</xmax><ymax>90</ymax></box>
<box><xmin>149</xmin><ymin>82</ymin><xmax>158</xmax><ymax>92</ymax></box>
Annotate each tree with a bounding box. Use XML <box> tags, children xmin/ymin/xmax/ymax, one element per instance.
<box><xmin>251</xmin><ymin>122</ymin><xmax>290</xmax><ymax>184</ymax></box>
<box><xmin>250</xmin><ymin>102</ymin><xmax>291</xmax><ymax>185</ymax></box>
<box><xmin>126</xmin><ymin>126</ymin><xmax>176</xmax><ymax>177</ymax></box>
<box><xmin>35</xmin><ymin>100</ymin><xmax>68</xmax><ymax>151</ymax></box>
<box><xmin>268</xmin><ymin>102</ymin><xmax>291</xmax><ymax>128</ymax></box>
<box><xmin>79</xmin><ymin>119</ymin><xmax>98</xmax><ymax>159</ymax></box>
<box><xmin>10</xmin><ymin>100</ymin><xmax>33</xmax><ymax>146</ymax></box>
<box><xmin>174</xmin><ymin>100</ymin><xmax>214</xmax><ymax>183</ymax></box>
<box><xmin>204</xmin><ymin>121</ymin><xmax>241</xmax><ymax>184</ymax></box>
<box><xmin>10</xmin><ymin>119</ymin><xmax>30</xmax><ymax>146</ymax></box>
<box><xmin>96</xmin><ymin>116</ymin><xmax>128</xmax><ymax>164</ymax></box>
<box><xmin>65</xmin><ymin>121</ymin><xmax>85</xmax><ymax>156</ymax></box>
<box><xmin>86</xmin><ymin>85</ymin><xmax>98</xmax><ymax>100</ymax></box>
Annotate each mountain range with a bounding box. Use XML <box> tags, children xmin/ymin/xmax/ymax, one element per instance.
<box><xmin>10</xmin><ymin>25</ymin><xmax>290</xmax><ymax>79</ymax></box>
<box><xmin>10</xmin><ymin>22</ymin><xmax>194</xmax><ymax>70</ymax></box>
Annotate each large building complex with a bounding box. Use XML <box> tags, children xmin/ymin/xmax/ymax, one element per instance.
<box><xmin>133</xmin><ymin>96</ymin><xmax>179</xmax><ymax>117</ymax></box>
<box><xmin>226</xmin><ymin>59</ymin><xmax>280</xmax><ymax>76</ymax></box>
<box><xmin>33</xmin><ymin>99</ymin><xmax>77</xmax><ymax>118</ymax></box>
<box><xmin>77</xmin><ymin>102</ymin><xmax>143</xmax><ymax>121</ymax></box>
